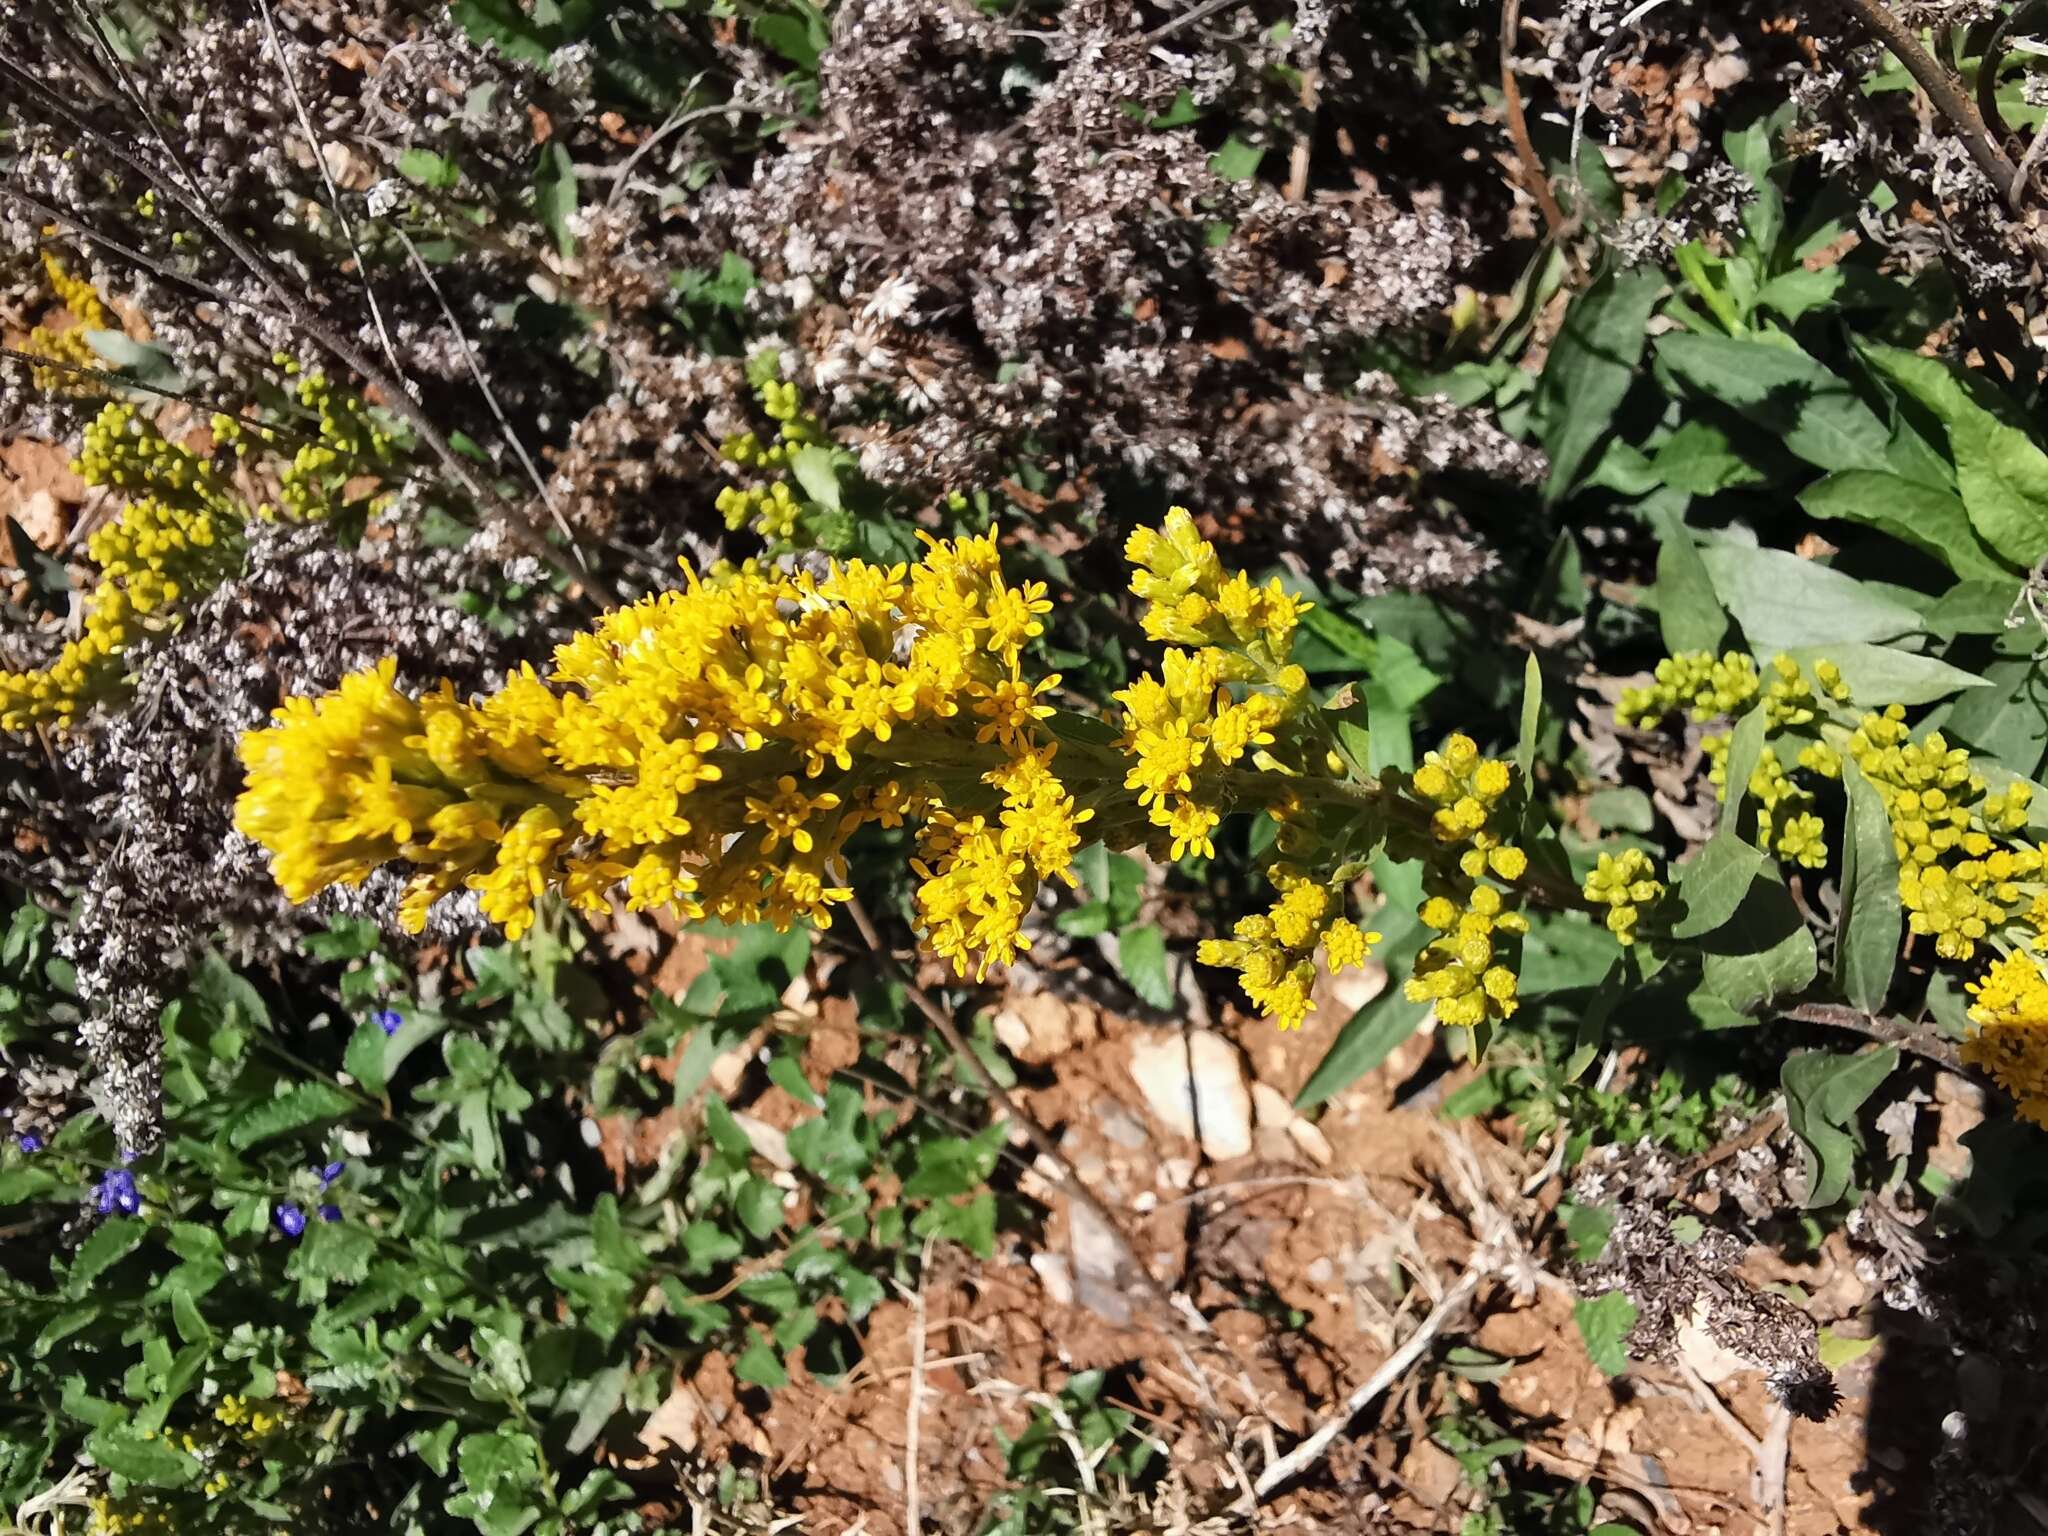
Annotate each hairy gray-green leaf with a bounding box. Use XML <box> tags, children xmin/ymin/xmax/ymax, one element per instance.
<box><xmin>1672</xmin><ymin>837</ymin><xmax>1769</xmax><ymax>940</ymax></box>
<box><xmin>1837</xmin><ymin>761</ymin><xmax>1902</xmax><ymax>1013</ymax></box>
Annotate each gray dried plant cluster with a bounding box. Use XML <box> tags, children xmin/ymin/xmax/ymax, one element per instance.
<box><xmin>0</xmin><ymin>508</ymin><xmax>541</xmax><ymax>1152</ymax></box>
<box><xmin>658</xmin><ymin>0</ymin><xmax>1537</xmax><ymax>588</ymax></box>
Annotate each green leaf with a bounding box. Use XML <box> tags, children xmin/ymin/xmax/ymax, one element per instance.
<box><xmin>87</xmin><ymin>1426</ymin><xmax>200</xmax><ymax>1488</ymax></box>
<box><xmin>70</xmin><ymin>1217</ymin><xmax>146</xmax><ymax>1292</ymax></box>
<box><xmin>1836</xmin><ymin>761</ymin><xmax>1901</xmax><ymax>1014</ymax></box>
<box><xmin>788</xmin><ymin>444</ymin><xmax>844</xmax><ymax>512</ymax></box>
<box><xmin>343</xmin><ymin>1018</ymin><xmax>389</xmax><ymax>1097</ymax></box>
<box><xmin>734</xmin><ymin>1334</ymin><xmax>789</xmax><ymax>1387</ymax></box>
<box><xmin>1799</xmin><ymin>471</ymin><xmax>2014</xmax><ymax>582</ymax></box>
<box><xmin>1208</xmin><ymin>135</ymin><xmax>1263</xmax><ymax>180</ymax></box>
<box><xmin>1573</xmin><ymin>1291</ymin><xmax>1638</xmax><ymax>1377</ymax></box>
<box><xmin>565</xmin><ymin>1359</ymin><xmax>630</xmax><ymax>1455</ymax></box>
<box><xmin>1696</xmin><ymin>877</ymin><xmax>1817</xmax><ymax>1013</ymax></box>
<box><xmin>736</xmin><ymin>1178</ymin><xmax>785</xmax><ymax>1240</ymax></box>
<box><xmin>1672</xmin><ymin>837</ymin><xmax>1769</xmax><ymax>940</ymax></box>
<box><xmin>1649</xmin><ymin>497</ymin><xmax>1728</xmax><ymax>654</ymax></box>
<box><xmin>1782</xmin><ymin>1046</ymin><xmax>1898</xmax><ymax>1208</ymax></box>
<box><xmin>226</xmin><ymin>1082</ymin><xmax>356</xmax><ymax>1151</ymax></box>
<box><xmin>1699</xmin><ymin>544</ymin><xmax>1922</xmax><ymax>651</ymax></box>
<box><xmin>534</xmin><ymin>141</ymin><xmax>577</xmax><ymax>259</ymax></box>
<box><xmin>1295</xmin><ymin>913</ymin><xmax>1429</xmax><ymax>1108</ymax></box>
<box><xmin>1716</xmin><ymin>705</ymin><xmax>1767</xmax><ymax>841</ymax></box>
<box><xmin>753</xmin><ymin>12</ymin><xmax>822</xmax><ymax>70</ymax></box>
<box><xmin>1536</xmin><ymin>267</ymin><xmax>1665</xmax><ymax>497</ymax></box>
<box><xmin>1944</xmin><ymin>630</ymin><xmax>2048</xmax><ymax>779</ymax></box>
<box><xmin>1116</xmin><ymin>924</ymin><xmax>1176</xmax><ymax>1011</ymax></box>
<box><xmin>1559</xmin><ymin>1200</ymin><xmax>1615</xmax><ymax>1263</ymax></box>
<box><xmin>397</xmin><ymin>146</ymin><xmax>461</xmax><ymax>189</ymax></box>
<box><xmin>1776</xmin><ymin>642</ymin><xmax>1989</xmax><ymax>707</ymax></box>
<box><xmin>1651</xmin><ymin>418</ymin><xmax>1772</xmax><ymax>494</ymax></box>
<box><xmin>1862</xmin><ymin>343</ymin><xmax>2048</xmax><ymax>566</ymax></box>
<box><xmin>1656</xmin><ymin>333</ymin><xmax>1889</xmax><ymax>473</ymax></box>
<box><xmin>1515</xmin><ymin>653</ymin><xmax>1541</xmax><ymax>786</ymax></box>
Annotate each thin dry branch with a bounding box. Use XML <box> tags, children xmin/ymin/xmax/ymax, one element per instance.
<box><xmin>1814</xmin><ymin>0</ymin><xmax>2019</xmax><ymax>202</ymax></box>
<box><xmin>1252</xmin><ymin>1265</ymin><xmax>1483</xmax><ymax>1500</ymax></box>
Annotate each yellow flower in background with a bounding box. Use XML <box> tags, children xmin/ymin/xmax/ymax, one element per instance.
<box><xmin>1965</xmin><ymin>951</ymin><xmax>2048</xmax><ymax>1127</ymax></box>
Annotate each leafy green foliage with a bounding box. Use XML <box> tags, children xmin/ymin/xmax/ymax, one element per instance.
<box><xmin>0</xmin><ymin>904</ymin><xmax>1006</xmax><ymax>1533</ymax></box>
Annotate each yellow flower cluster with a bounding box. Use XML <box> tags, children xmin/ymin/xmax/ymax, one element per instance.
<box><xmin>214</xmin><ymin>1393</ymin><xmax>284</xmax><ymax>1437</ymax></box>
<box><xmin>1400</xmin><ymin>734</ymin><xmax>1531</xmax><ymax>1028</ymax></box>
<box><xmin>1196</xmin><ymin>864</ymin><xmax>1381</xmax><ymax>1030</ymax></box>
<box><xmin>24</xmin><ymin>248</ymin><xmax>111</xmax><ymax>395</ymax></box>
<box><xmin>1617</xmin><ymin>650</ymin><xmax>1759</xmax><ymax>728</ymax></box>
<box><xmin>1848</xmin><ymin>706</ymin><xmax>2042</xmax><ymax>960</ymax></box>
<box><xmin>243</xmin><ymin>356</ymin><xmax>399</xmax><ymax>522</ymax></box>
<box><xmin>1113</xmin><ymin>509</ymin><xmax>1387</xmax><ymax>1028</ymax></box>
<box><xmin>89</xmin><ymin>1497</ymin><xmax>173</xmax><ymax>1535</ymax></box>
<box><xmin>1582</xmin><ymin>848</ymin><xmax>1664</xmax><ymax>944</ymax></box>
<box><xmin>238</xmin><ymin>529</ymin><xmax>1093</xmax><ymax>971</ymax></box>
<box><xmin>1964</xmin><ymin>952</ymin><xmax>2048</xmax><ymax>1127</ymax></box>
<box><xmin>717</xmin><ymin>370</ymin><xmax>830</xmax><ymax>542</ymax></box>
<box><xmin>1</xmin><ymin>361</ymin><xmax>398</xmax><ymax>734</ymax></box>
<box><xmin>0</xmin><ymin>405</ymin><xmax>240</xmax><ymax>731</ymax></box>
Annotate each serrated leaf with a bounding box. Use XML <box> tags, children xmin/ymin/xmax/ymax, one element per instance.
<box><xmin>1700</xmin><ymin>544</ymin><xmax>1922</xmax><ymax>651</ymax></box>
<box><xmin>1573</xmin><ymin>1291</ymin><xmax>1638</xmax><ymax>1377</ymax></box>
<box><xmin>70</xmin><ymin>1217</ymin><xmax>146</xmax><ymax>1292</ymax></box>
<box><xmin>1560</xmin><ymin>1200</ymin><xmax>1615</xmax><ymax>1263</ymax></box>
<box><xmin>87</xmin><ymin>1426</ymin><xmax>201</xmax><ymax>1488</ymax></box>
<box><xmin>1799</xmin><ymin>470</ymin><xmax>2013</xmax><ymax>582</ymax></box>
<box><xmin>1836</xmin><ymin>760</ymin><xmax>1901</xmax><ymax>1012</ymax></box>
<box><xmin>1115</xmin><ymin>924</ymin><xmax>1176</xmax><ymax>1011</ymax></box>
<box><xmin>736</xmin><ymin>1178</ymin><xmax>784</xmax><ymax>1240</ymax></box>
<box><xmin>1537</xmin><ymin>267</ymin><xmax>1665</xmax><ymax>497</ymax></box>
<box><xmin>734</xmin><ymin>1334</ymin><xmax>789</xmax><ymax>1387</ymax></box>
<box><xmin>226</xmin><ymin>1082</ymin><xmax>356</xmax><ymax>1151</ymax></box>
<box><xmin>1656</xmin><ymin>333</ymin><xmax>1889</xmax><ymax>473</ymax></box>
<box><xmin>1782</xmin><ymin>1046</ymin><xmax>1898</xmax><ymax>1208</ymax></box>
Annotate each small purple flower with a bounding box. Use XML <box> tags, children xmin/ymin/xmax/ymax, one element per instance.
<box><xmin>95</xmin><ymin>1168</ymin><xmax>140</xmax><ymax>1216</ymax></box>
<box><xmin>16</xmin><ymin>1133</ymin><xmax>42</xmax><ymax>1154</ymax></box>
<box><xmin>274</xmin><ymin>1202</ymin><xmax>306</xmax><ymax>1238</ymax></box>
<box><xmin>319</xmin><ymin>1204</ymin><xmax>342</xmax><ymax>1224</ymax></box>
<box><xmin>318</xmin><ymin>1161</ymin><xmax>346</xmax><ymax>1192</ymax></box>
<box><xmin>374</xmin><ymin>1008</ymin><xmax>402</xmax><ymax>1036</ymax></box>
